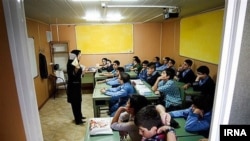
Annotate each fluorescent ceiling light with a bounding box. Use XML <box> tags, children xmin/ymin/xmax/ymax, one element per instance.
<box><xmin>83</xmin><ymin>12</ymin><xmax>123</xmax><ymax>21</ymax></box>
<box><xmin>83</xmin><ymin>17</ymin><xmax>122</xmax><ymax>22</ymax></box>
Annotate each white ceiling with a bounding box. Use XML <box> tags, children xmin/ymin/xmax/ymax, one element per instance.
<box><xmin>24</xmin><ymin>0</ymin><xmax>225</xmax><ymax>25</ymax></box>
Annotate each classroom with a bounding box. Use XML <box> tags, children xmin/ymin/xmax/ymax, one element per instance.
<box><xmin>1</xmin><ymin>0</ymin><xmax>250</xmax><ymax>141</ymax></box>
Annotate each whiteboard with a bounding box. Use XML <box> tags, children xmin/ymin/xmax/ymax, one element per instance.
<box><xmin>27</xmin><ymin>38</ymin><xmax>38</xmax><ymax>78</ymax></box>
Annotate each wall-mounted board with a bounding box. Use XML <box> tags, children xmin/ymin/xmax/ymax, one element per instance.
<box><xmin>75</xmin><ymin>24</ymin><xmax>133</xmax><ymax>54</ymax></box>
<box><xmin>180</xmin><ymin>9</ymin><xmax>224</xmax><ymax>64</ymax></box>
<box><xmin>27</xmin><ymin>37</ymin><xmax>38</xmax><ymax>78</ymax></box>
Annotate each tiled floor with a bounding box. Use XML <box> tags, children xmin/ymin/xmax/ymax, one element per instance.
<box><xmin>39</xmin><ymin>89</ymin><xmax>94</xmax><ymax>141</ymax></box>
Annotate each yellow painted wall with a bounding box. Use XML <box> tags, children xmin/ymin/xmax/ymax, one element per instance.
<box><xmin>180</xmin><ymin>9</ymin><xmax>224</xmax><ymax>64</ymax></box>
<box><xmin>75</xmin><ymin>24</ymin><xmax>133</xmax><ymax>54</ymax></box>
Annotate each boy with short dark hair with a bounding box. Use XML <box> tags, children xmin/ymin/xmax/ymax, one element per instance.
<box><xmin>146</xmin><ymin>62</ymin><xmax>161</xmax><ymax>86</ymax></box>
<box><xmin>135</xmin><ymin>105</ymin><xmax>176</xmax><ymax>141</ymax></box>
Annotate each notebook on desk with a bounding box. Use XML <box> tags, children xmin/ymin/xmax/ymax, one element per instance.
<box><xmin>89</xmin><ymin>118</ymin><xmax>113</xmax><ymax>135</ymax></box>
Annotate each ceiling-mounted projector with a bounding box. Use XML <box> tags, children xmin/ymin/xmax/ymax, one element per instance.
<box><xmin>163</xmin><ymin>7</ymin><xmax>179</xmax><ymax>19</ymax></box>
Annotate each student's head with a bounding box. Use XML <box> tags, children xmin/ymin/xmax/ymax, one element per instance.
<box><xmin>133</xmin><ymin>58</ymin><xmax>141</xmax><ymax>65</ymax></box>
<box><xmin>119</xmin><ymin>72</ymin><xmax>131</xmax><ymax>84</ymax></box>
<box><xmin>125</xmin><ymin>94</ymin><xmax>148</xmax><ymax>115</ymax></box>
<box><xmin>153</xmin><ymin>57</ymin><xmax>160</xmax><ymax>62</ymax></box>
<box><xmin>182</xmin><ymin>59</ymin><xmax>193</xmax><ymax>70</ymax></box>
<box><xmin>197</xmin><ymin>65</ymin><xmax>210</xmax><ymax>75</ymax></box>
<box><xmin>102</xmin><ymin>58</ymin><xmax>108</xmax><ymax>65</ymax></box>
<box><xmin>142</xmin><ymin>60</ymin><xmax>149</xmax><ymax>69</ymax></box>
<box><xmin>106</xmin><ymin>59</ymin><xmax>112</xmax><ymax>66</ymax></box>
<box><xmin>168</xmin><ymin>59</ymin><xmax>175</xmax><ymax>67</ymax></box>
<box><xmin>135</xmin><ymin>105</ymin><xmax>162</xmax><ymax>139</ymax></box>
<box><xmin>113</xmin><ymin>60</ymin><xmax>120</xmax><ymax>69</ymax></box>
<box><xmin>163</xmin><ymin>57</ymin><xmax>170</xmax><ymax>64</ymax></box>
<box><xmin>147</xmin><ymin>62</ymin><xmax>156</xmax><ymax>75</ymax></box>
<box><xmin>192</xmin><ymin>95</ymin><xmax>213</xmax><ymax>113</ymax></box>
<box><xmin>132</xmin><ymin>56</ymin><xmax>139</xmax><ymax>62</ymax></box>
<box><xmin>162</xmin><ymin>68</ymin><xmax>175</xmax><ymax>80</ymax></box>
<box><xmin>116</xmin><ymin>67</ymin><xmax>125</xmax><ymax>76</ymax></box>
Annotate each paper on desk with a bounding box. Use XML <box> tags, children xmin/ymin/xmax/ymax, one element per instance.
<box><xmin>89</xmin><ymin>118</ymin><xmax>113</xmax><ymax>135</ymax></box>
<box><xmin>135</xmin><ymin>84</ymin><xmax>151</xmax><ymax>95</ymax></box>
<box><xmin>131</xmin><ymin>79</ymin><xmax>144</xmax><ymax>85</ymax></box>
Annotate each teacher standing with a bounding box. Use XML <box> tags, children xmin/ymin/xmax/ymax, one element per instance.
<box><xmin>67</xmin><ymin>49</ymin><xmax>86</xmax><ymax>125</ymax></box>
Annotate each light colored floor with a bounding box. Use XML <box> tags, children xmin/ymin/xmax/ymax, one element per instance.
<box><xmin>39</xmin><ymin>90</ymin><xmax>94</xmax><ymax>141</ymax></box>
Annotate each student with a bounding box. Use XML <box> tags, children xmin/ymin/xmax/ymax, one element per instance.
<box><xmin>100</xmin><ymin>57</ymin><xmax>108</xmax><ymax>69</ymax></box>
<box><xmin>193</xmin><ymin>65</ymin><xmax>216</xmax><ymax>95</ymax></box>
<box><xmin>138</xmin><ymin>60</ymin><xmax>149</xmax><ymax>81</ymax></box>
<box><xmin>152</xmin><ymin>68</ymin><xmax>182</xmax><ymax>111</ymax></box>
<box><xmin>125</xmin><ymin>56</ymin><xmax>139</xmax><ymax>72</ymax></box>
<box><xmin>169</xmin><ymin>95</ymin><xmax>213</xmax><ymax>138</ymax></box>
<box><xmin>146</xmin><ymin>62</ymin><xmax>161</xmax><ymax>86</ymax></box>
<box><xmin>99</xmin><ymin>60</ymin><xmax>120</xmax><ymax>77</ymax></box>
<box><xmin>111</xmin><ymin>94</ymin><xmax>149</xmax><ymax>141</ymax></box>
<box><xmin>106</xmin><ymin>59</ymin><xmax>114</xmax><ymax>72</ymax></box>
<box><xmin>192</xmin><ymin>65</ymin><xmax>216</xmax><ymax>108</ymax></box>
<box><xmin>66</xmin><ymin>50</ymin><xmax>86</xmax><ymax>125</ymax></box>
<box><xmin>156</xmin><ymin>57</ymin><xmax>170</xmax><ymax>72</ymax></box>
<box><xmin>97</xmin><ymin>67</ymin><xmax>125</xmax><ymax>87</ymax></box>
<box><xmin>175</xmin><ymin>59</ymin><xmax>196</xmax><ymax>89</ymax></box>
<box><xmin>100</xmin><ymin>72</ymin><xmax>135</xmax><ymax>116</ymax></box>
<box><xmin>167</xmin><ymin>59</ymin><xmax>176</xmax><ymax>73</ymax></box>
<box><xmin>153</xmin><ymin>56</ymin><xmax>162</xmax><ymax>68</ymax></box>
<box><xmin>130</xmin><ymin>57</ymin><xmax>142</xmax><ymax>74</ymax></box>
<box><xmin>135</xmin><ymin>105</ymin><xmax>177</xmax><ymax>141</ymax></box>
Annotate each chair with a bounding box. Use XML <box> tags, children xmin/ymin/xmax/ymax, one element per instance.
<box><xmin>50</xmin><ymin>70</ymin><xmax>67</xmax><ymax>99</ymax></box>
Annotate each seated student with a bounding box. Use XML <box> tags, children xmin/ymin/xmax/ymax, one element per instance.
<box><xmin>130</xmin><ymin>57</ymin><xmax>142</xmax><ymax>74</ymax></box>
<box><xmin>106</xmin><ymin>59</ymin><xmax>114</xmax><ymax>72</ymax></box>
<box><xmin>97</xmin><ymin>67</ymin><xmax>125</xmax><ymax>87</ymax></box>
<box><xmin>100</xmin><ymin>72</ymin><xmax>135</xmax><ymax>116</ymax></box>
<box><xmin>146</xmin><ymin>62</ymin><xmax>161</xmax><ymax>86</ymax></box>
<box><xmin>125</xmin><ymin>56</ymin><xmax>139</xmax><ymax>72</ymax></box>
<box><xmin>135</xmin><ymin>105</ymin><xmax>177</xmax><ymax>141</ymax></box>
<box><xmin>175</xmin><ymin>59</ymin><xmax>196</xmax><ymax>89</ymax></box>
<box><xmin>167</xmin><ymin>59</ymin><xmax>176</xmax><ymax>73</ymax></box>
<box><xmin>100</xmin><ymin>57</ymin><xmax>108</xmax><ymax>70</ymax></box>
<box><xmin>193</xmin><ymin>65</ymin><xmax>215</xmax><ymax>94</ymax></box>
<box><xmin>111</xmin><ymin>94</ymin><xmax>149</xmax><ymax>141</ymax></box>
<box><xmin>156</xmin><ymin>57</ymin><xmax>170</xmax><ymax>72</ymax></box>
<box><xmin>169</xmin><ymin>95</ymin><xmax>213</xmax><ymax>138</ymax></box>
<box><xmin>138</xmin><ymin>60</ymin><xmax>149</xmax><ymax>81</ymax></box>
<box><xmin>99</xmin><ymin>60</ymin><xmax>120</xmax><ymax>77</ymax></box>
<box><xmin>192</xmin><ymin>65</ymin><xmax>216</xmax><ymax>107</ymax></box>
<box><xmin>153</xmin><ymin>56</ymin><xmax>162</xmax><ymax>68</ymax></box>
<box><xmin>152</xmin><ymin>68</ymin><xmax>182</xmax><ymax>111</ymax></box>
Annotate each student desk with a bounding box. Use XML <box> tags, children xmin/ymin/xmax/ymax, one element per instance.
<box><xmin>84</xmin><ymin>118</ymin><xmax>120</xmax><ymax>141</ymax></box>
<box><xmin>133</xmin><ymin>80</ymin><xmax>160</xmax><ymax>101</ymax></box>
<box><xmin>95</xmin><ymin>71</ymin><xmax>138</xmax><ymax>82</ymax></box>
<box><xmin>92</xmin><ymin>82</ymin><xmax>160</xmax><ymax>117</ymax></box>
<box><xmin>175</xmin><ymin>81</ymin><xmax>201</xmax><ymax>107</ymax></box>
<box><xmin>174</xmin><ymin>118</ymin><xmax>200</xmax><ymax>137</ymax></box>
<box><xmin>177</xmin><ymin>135</ymin><xmax>205</xmax><ymax>141</ymax></box>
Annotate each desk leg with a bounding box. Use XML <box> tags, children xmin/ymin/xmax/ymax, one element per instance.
<box><xmin>92</xmin><ymin>99</ymin><xmax>98</xmax><ymax>117</ymax></box>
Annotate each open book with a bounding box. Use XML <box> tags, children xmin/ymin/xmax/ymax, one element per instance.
<box><xmin>89</xmin><ymin>118</ymin><xmax>113</xmax><ymax>135</ymax></box>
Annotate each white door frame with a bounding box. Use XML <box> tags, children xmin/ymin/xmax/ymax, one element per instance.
<box><xmin>2</xmin><ymin>0</ymin><xmax>43</xmax><ymax>140</ymax></box>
